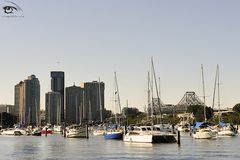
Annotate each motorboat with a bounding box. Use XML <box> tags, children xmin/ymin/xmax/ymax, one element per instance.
<box><xmin>123</xmin><ymin>126</ymin><xmax>176</xmax><ymax>143</ymax></box>
<box><xmin>66</xmin><ymin>125</ymin><xmax>88</xmax><ymax>138</ymax></box>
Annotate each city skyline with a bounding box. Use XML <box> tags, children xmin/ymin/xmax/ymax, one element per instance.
<box><xmin>1</xmin><ymin>1</ymin><xmax>240</xmax><ymax>113</ymax></box>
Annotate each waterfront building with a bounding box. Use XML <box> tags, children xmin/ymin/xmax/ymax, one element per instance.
<box><xmin>81</xmin><ymin>81</ymin><xmax>105</xmax><ymax>123</ymax></box>
<box><xmin>14</xmin><ymin>75</ymin><xmax>40</xmax><ymax>126</ymax></box>
<box><xmin>45</xmin><ymin>92</ymin><xmax>61</xmax><ymax>125</ymax></box>
<box><xmin>65</xmin><ymin>85</ymin><xmax>84</xmax><ymax>124</ymax></box>
<box><xmin>51</xmin><ymin>71</ymin><xmax>65</xmax><ymax>122</ymax></box>
<box><xmin>0</xmin><ymin>105</ymin><xmax>15</xmax><ymax>115</ymax></box>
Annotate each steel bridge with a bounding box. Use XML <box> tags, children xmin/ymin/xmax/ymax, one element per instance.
<box><xmin>147</xmin><ymin>91</ymin><xmax>205</xmax><ymax>114</ymax></box>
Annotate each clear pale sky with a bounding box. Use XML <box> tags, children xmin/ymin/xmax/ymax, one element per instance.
<box><xmin>0</xmin><ymin>0</ymin><xmax>240</xmax><ymax>113</ymax></box>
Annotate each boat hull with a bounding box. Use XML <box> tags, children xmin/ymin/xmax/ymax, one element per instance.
<box><xmin>32</xmin><ymin>132</ymin><xmax>42</xmax><ymax>136</ymax></box>
<box><xmin>66</xmin><ymin>126</ymin><xmax>87</xmax><ymax>138</ymax></box>
<box><xmin>66</xmin><ymin>131</ymin><xmax>87</xmax><ymax>138</ymax></box>
<box><xmin>41</xmin><ymin>130</ymin><xmax>53</xmax><ymax>134</ymax></box>
<box><xmin>104</xmin><ymin>132</ymin><xmax>123</xmax><ymax>140</ymax></box>
<box><xmin>93</xmin><ymin>130</ymin><xmax>105</xmax><ymax>136</ymax></box>
<box><xmin>1</xmin><ymin>129</ymin><xmax>25</xmax><ymax>136</ymax></box>
<box><xmin>124</xmin><ymin>134</ymin><xmax>176</xmax><ymax>143</ymax></box>
<box><xmin>192</xmin><ymin>130</ymin><xmax>214</xmax><ymax>139</ymax></box>
<box><xmin>54</xmin><ymin>126</ymin><xmax>63</xmax><ymax>133</ymax></box>
<box><xmin>218</xmin><ymin>130</ymin><xmax>236</xmax><ymax>137</ymax></box>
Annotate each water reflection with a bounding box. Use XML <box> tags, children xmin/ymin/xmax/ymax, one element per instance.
<box><xmin>123</xmin><ymin>142</ymin><xmax>153</xmax><ymax>148</ymax></box>
<box><xmin>0</xmin><ymin>134</ymin><xmax>240</xmax><ymax>159</ymax></box>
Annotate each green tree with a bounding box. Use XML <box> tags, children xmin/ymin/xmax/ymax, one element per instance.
<box><xmin>187</xmin><ymin>105</ymin><xmax>213</xmax><ymax>121</ymax></box>
<box><xmin>233</xmin><ymin>103</ymin><xmax>240</xmax><ymax>113</ymax></box>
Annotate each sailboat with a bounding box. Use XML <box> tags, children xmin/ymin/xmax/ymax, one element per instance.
<box><xmin>192</xmin><ymin>64</ymin><xmax>216</xmax><ymax>139</ymax></box>
<box><xmin>215</xmin><ymin>65</ymin><xmax>237</xmax><ymax>137</ymax></box>
<box><xmin>65</xmin><ymin>93</ymin><xmax>88</xmax><ymax>138</ymax></box>
<box><xmin>104</xmin><ymin>72</ymin><xmax>123</xmax><ymax>140</ymax></box>
<box><xmin>92</xmin><ymin>78</ymin><xmax>106</xmax><ymax>136</ymax></box>
<box><xmin>124</xmin><ymin>58</ymin><xmax>176</xmax><ymax>143</ymax></box>
<box><xmin>54</xmin><ymin>95</ymin><xmax>62</xmax><ymax>133</ymax></box>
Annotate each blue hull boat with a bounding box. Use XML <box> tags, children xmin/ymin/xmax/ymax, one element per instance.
<box><xmin>104</xmin><ymin>131</ymin><xmax>123</xmax><ymax>140</ymax></box>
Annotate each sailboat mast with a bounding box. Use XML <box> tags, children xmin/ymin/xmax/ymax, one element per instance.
<box><xmin>201</xmin><ymin>64</ymin><xmax>207</xmax><ymax>122</ymax></box>
<box><xmin>114</xmin><ymin>72</ymin><xmax>122</xmax><ymax>113</ymax></box>
<box><xmin>88</xmin><ymin>100</ymin><xmax>92</xmax><ymax>123</ymax></box>
<box><xmin>147</xmin><ymin>71</ymin><xmax>150</xmax><ymax>121</ymax></box>
<box><xmin>76</xmin><ymin>95</ymin><xmax>78</xmax><ymax>124</ymax></box>
<box><xmin>212</xmin><ymin>65</ymin><xmax>218</xmax><ymax>109</ymax></box>
<box><xmin>158</xmin><ymin>77</ymin><xmax>161</xmax><ymax>100</ymax></box>
<box><xmin>98</xmin><ymin>78</ymin><xmax>103</xmax><ymax>123</ymax></box>
<box><xmin>58</xmin><ymin>94</ymin><xmax>60</xmax><ymax>125</ymax></box>
<box><xmin>150</xmin><ymin>66</ymin><xmax>154</xmax><ymax>120</ymax></box>
<box><xmin>35</xmin><ymin>99</ymin><xmax>38</xmax><ymax>126</ymax></box>
<box><xmin>151</xmin><ymin>57</ymin><xmax>163</xmax><ymax>124</ymax></box>
<box><xmin>217</xmin><ymin>65</ymin><xmax>221</xmax><ymax>123</ymax></box>
<box><xmin>82</xmin><ymin>90</ymin><xmax>85</xmax><ymax>124</ymax></box>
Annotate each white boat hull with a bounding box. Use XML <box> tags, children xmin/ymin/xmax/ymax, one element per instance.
<box><xmin>93</xmin><ymin>130</ymin><xmax>105</xmax><ymax>136</ymax></box>
<box><xmin>124</xmin><ymin>132</ymin><xmax>176</xmax><ymax>143</ymax></box>
<box><xmin>54</xmin><ymin>126</ymin><xmax>62</xmax><ymax>133</ymax></box>
<box><xmin>66</xmin><ymin>126</ymin><xmax>87</xmax><ymax>138</ymax></box>
<box><xmin>124</xmin><ymin>134</ymin><xmax>153</xmax><ymax>143</ymax></box>
<box><xmin>218</xmin><ymin>130</ymin><xmax>236</xmax><ymax>137</ymax></box>
<box><xmin>193</xmin><ymin>129</ymin><xmax>214</xmax><ymax>139</ymax></box>
<box><xmin>1</xmin><ymin>129</ymin><xmax>26</xmax><ymax>136</ymax></box>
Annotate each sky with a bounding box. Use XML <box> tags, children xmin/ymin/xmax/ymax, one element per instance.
<box><xmin>0</xmin><ymin>0</ymin><xmax>240</xmax><ymax>113</ymax></box>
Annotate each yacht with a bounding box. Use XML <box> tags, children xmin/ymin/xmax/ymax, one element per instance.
<box><xmin>53</xmin><ymin>125</ymin><xmax>62</xmax><ymax>133</ymax></box>
<box><xmin>123</xmin><ymin>126</ymin><xmax>176</xmax><ymax>143</ymax></box>
<box><xmin>192</xmin><ymin>128</ymin><xmax>215</xmax><ymax>139</ymax></box>
<box><xmin>1</xmin><ymin>128</ymin><xmax>26</xmax><ymax>136</ymax></box>
<box><xmin>192</xmin><ymin>122</ymin><xmax>216</xmax><ymax>139</ymax></box>
<box><xmin>218</xmin><ymin>124</ymin><xmax>237</xmax><ymax>137</ymax></box>
<box><xmin>66</xmin><ymin>125</ymin><xmax>88</xmax><ymax>138</ymax></box>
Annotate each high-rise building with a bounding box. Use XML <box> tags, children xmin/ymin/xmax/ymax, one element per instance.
<box><xmin>50</xmin><ymin>71</ymin><xmax>64</xmax><ymax>122</ymax></box>
<box><xmin>65</xmin><ymin>85</ymin><xmax>84</xmax><ymax>124</ymax></box>
<box><xmin>15</xmin><ymin>81</ymin><xmax>23</xmax><ymax>122</ymax></box>
<box><xmin>45</xmin><ymin>92</ymin><xmax>61</xmax><ymax>125</ymax></box>
<box><xmin>15</xmin><ymin>75</ymin><xmax>40</xmax><ymax>125</ymax></box>
<box><xmin>82</xmin><ymin>81</ymin><xmax>105</xmax><ymax>122</ymax></box>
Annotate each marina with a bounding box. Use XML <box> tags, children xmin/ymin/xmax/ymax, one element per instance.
<box><xmin>0</xmin><ymin>132</ymin><xmax>240</xmax><ymax>159</ymax></box>
<box><xmin>1</xmin><ymin>0</ymin><xmax>240</xmax><ymax>159</ymax></box>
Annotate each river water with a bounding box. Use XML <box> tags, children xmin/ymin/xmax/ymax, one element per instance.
<box><xmin>0</xmin><ymin>133</ymin><xmax>239</xmax><ymax>160</ymax></box>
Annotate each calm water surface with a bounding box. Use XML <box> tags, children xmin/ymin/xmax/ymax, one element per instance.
<box><xmin>0</xmin><ymin>133</ymin><xmax>239</xmax><ymax>160</ymax></box>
